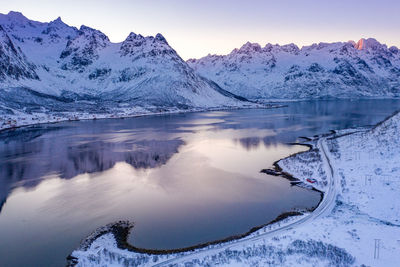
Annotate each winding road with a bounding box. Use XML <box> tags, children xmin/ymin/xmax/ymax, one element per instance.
<box><xmin>153</xmin><ymin>137</ymin><xmax>339</xmax><ymax>266</ymax></box>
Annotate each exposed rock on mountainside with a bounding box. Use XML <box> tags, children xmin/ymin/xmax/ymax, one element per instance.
<box><xmin>0</xmin><ymin>11</ymin><xmax>249</xmax><ymax>130</ymax></box>
<box><xmin>188</xmin><ymin>39</ymin><xmax>400</xmax><ymax>99</ymax></box>
<box><xmin>0</xmin><ymin>25</ymin><xmax>39</xmax><ymax>81</ymax></box>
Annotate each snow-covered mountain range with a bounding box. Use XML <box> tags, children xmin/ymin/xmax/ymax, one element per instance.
<box><xmin>1</xmin><ymin>11</ymin><xmax>399</xmax><ymax>130</ymax></box>
<box><xmin>188</xmin><ymin>39</ymin><xmax>400</xmax><ymax>99</ymax></box>
<box><xmin>0</xmin><ymin>11</ymin><xmax>248</xmax><ymax>127</ymax></box>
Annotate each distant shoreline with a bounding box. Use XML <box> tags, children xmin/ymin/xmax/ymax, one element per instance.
<box><xmin>0</xmin><ymin>104</ymin><xmax>281</xmax><ymax>133</ymax></box>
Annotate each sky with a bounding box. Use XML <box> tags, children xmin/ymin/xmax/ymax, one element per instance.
<box><xmin>1</xmin><ymin>0</ymin><xmax>399</xmax><ymax>60</ymax></box>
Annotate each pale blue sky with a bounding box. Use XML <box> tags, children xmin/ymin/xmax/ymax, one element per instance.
<box><xmin>1</xmin><ymin>0</ymin><xmax>399</xmax><ymax>59</ymax></box>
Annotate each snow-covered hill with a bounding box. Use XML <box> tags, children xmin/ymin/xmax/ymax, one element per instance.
<box><xmin>0</xmin><ymin>11</ymin><xmax>250</xmax><ymax>129</ymax></box>
<box><xmin>188</xmin><ymin>39</ymin><xmax>400</xmax><ymax>99</ymax></box>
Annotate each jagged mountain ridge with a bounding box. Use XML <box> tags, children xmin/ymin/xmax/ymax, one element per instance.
<box><xmin>0</xmin><ymin>11</ymin><xmax>247</xmax><ymax>118</ymax></box>
<box><xmin>187</xmin><ymin>39</ymin><xmax>400</xmax><ymax>99</ymax></box>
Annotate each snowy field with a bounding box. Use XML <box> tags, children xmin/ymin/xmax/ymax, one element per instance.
<box><xmin>67</xmin><ymin>111</ymin><xmax>400</xmax><ymax>266</ymax></box>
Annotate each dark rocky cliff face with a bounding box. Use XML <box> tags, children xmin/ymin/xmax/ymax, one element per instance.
<box><xmin>0</xmin><ymin>25</ymin><xmax>39</xmax><ymax>81</ymax></box>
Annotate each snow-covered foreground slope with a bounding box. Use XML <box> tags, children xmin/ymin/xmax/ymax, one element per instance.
<box><xmin>0</xmin><ymin>11</ymin><xmax>252</xmax><ymax>130</ymax></box>
<box><xmin>68</xmin><ymin>111</ymin><xmax>400</xmax><ymax>266</ymax></box>
<box><xmin>188</xmin><ymin>39</ymin><xmax>400</xmax><ymax>100</ymax></box>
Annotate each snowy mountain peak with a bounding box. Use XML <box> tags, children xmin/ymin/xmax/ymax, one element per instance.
<box><xmin>263</xmin><ymin>43</ymin><xmax>280</xmax><ymax>52</ymax></box>
<box><xmin>123</xmin><ymin>32</ymin><xmax>168</xmax><ymax>45</ymax></box>
<box><xmin>122</xmin><ymin>32</ymin><xmax>146</xmax><ymax>48</ymax></box>
<box><xmin>4</xmin><ymin>11</ymin><xmax>29</xmax><ymax>22</ymax></box>
<box><xmin>0</xmin><ymin>11</ymin><xmax>42</xmax><ymax>29</ymax></box>
<box><xmin>79</xmin><ymin>25</ymin><xmax>110</xmax><ymax>42</ymax></box>
<box><xmin>44</xmin><ymin>16</ymin><xmax>77</xmax><ymax>37</ymax></box>
<box><xmin>238</xmin><ymin>42</ymin><xmax>262</xmax><ymax>53</ymax></box>
<box><xmin>125</xmin><ymin>32</ymin><xmax>144</xmax><ymax>40</ymax></box>
<box><xmin>354</xmin><ymin>38</ymin><xmax>366</xmax><ymax>50</ymax></box>
<box><xmin>49</xmin><ymin>16</ymin><xmax>66</xmax><ymax>26</ymax></box>
<box><xmin>188</xmin><ymin>38</ymin><xmax>400</xmax><ymax>99</ymax></box>
<box><xmin>120</xmin><ymin>31</ymin><xmax>175</xmax><ymax>58</ymax></box>
<box><xmin>348</xmin><ymin>40</ymin><xmax>357</xmax><ymax>46</ymax></box>
<box><xmin>155</xmin><ymin>33</ymin><xmax>167</xmax><ymax>44</ymax></box>
<box><xmin>279</xmin><ymin>43</ymin><xmax>300</xmax><ymax>53</ymax></box>
<box><xmin>231</xmin><ymin>42</ymin><xmax>300</xmax><ymax>55</ymax></box>
<box><xmin>59</xmin><ymin>25</ymin><xmax>110</xmax><ymax>70</ymax></box>
<box><xmin>0</xmin><ymin>11</ymin><xmax>248</xmax><ymax>118</ymax></box>
<box><xmin>354</xmin><ymin>38</ymin><xmax>386</xmax><ymax>51</ymax></box>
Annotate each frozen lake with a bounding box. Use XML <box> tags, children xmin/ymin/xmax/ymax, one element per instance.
<box><xmin>0</xmin><ymin>99</ymin><xmax>399</xmax><ymax>266</ymax></box>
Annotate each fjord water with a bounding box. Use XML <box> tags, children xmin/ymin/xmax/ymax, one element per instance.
<box><xmin>0</xmin><ymin>100</ymin><xmax>399</xmax><ymax>266</ymax></box>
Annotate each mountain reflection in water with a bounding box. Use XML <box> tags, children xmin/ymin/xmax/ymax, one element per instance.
<box><xmin>1</xmin><ymin>99</ymin><xmax>400</xmax><ymax>211</ymax></box>
<box><xmin>0</xmin><ymin>131</ymin><xmax>184</xmax><ymax>212</ymax></box>
<box><xmin>1</xmin><ymin>100</ymin><xmax>400</xmax><ymax>267</ymax></box>
<box><xmin>2</xmin><ymin>99</ymin><xmax>400</xmax><ymax>212</ymax></box>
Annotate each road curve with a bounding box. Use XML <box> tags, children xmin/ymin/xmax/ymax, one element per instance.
<box><xmin>153</xmin><ymin>137</ymin><xmax>339</xmax><ymax>267</ymax></box>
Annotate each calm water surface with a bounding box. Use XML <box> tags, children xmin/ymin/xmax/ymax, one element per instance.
<box><xmin>0</xmin><ymin>100</ymin><xmax>399</xmax><ymax>266</ymax></box>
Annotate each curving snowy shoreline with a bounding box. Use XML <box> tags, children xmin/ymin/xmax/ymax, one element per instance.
<box><xmin>68</xmin><ymin>111</ymin><xmax>400</xmax><ymax>266</ymax></box>
<box><xmin>66</xmin><ymin>135</ymin><xmax>336</xmax><ymax>267</ymax></box>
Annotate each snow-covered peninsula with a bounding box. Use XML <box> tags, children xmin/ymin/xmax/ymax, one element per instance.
<box><xmin>2</xmin><ymin>3</ymin><xmax>400</xmax><ymax>267</ymax></box>
<box><xmin>68</xmin><ymin>111</ymin><xmax>400</xmax><ymax>267</ymax></box>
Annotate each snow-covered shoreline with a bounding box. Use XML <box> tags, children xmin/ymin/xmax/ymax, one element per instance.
<box><xmin>0</xmin><ymin>103</ymin><xmax>272</xmax><ymax>132</ymax></box>
<box><xmin>67</xmin><ymin>110</ymin><xmax>400</xmax><ymax>266</ymax></box>
<box><xmin>0</xmin><ymin>11</ymin><xmax>259</xmax><ymax>123</ymax></box>
<box><xmin>66</xmin><ymin>138</ymin><xmax>328</xmax><ymax>267</ymax></box>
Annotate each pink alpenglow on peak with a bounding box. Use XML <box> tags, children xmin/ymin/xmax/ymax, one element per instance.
<box><xmin>354</xmin><ymin>38</ymin><xmax>385</xmax><ymax>50</ymax></box>
<box><xmin>188</xmin><ymin>38</ymin><xmax>400</xmax><ymax>100</ymax></box>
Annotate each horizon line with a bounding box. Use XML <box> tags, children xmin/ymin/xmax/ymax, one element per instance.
<box><xmin>1</xmin><ymin>10</ymin><xmax>399</xmax><ymax>60</ymax></box>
